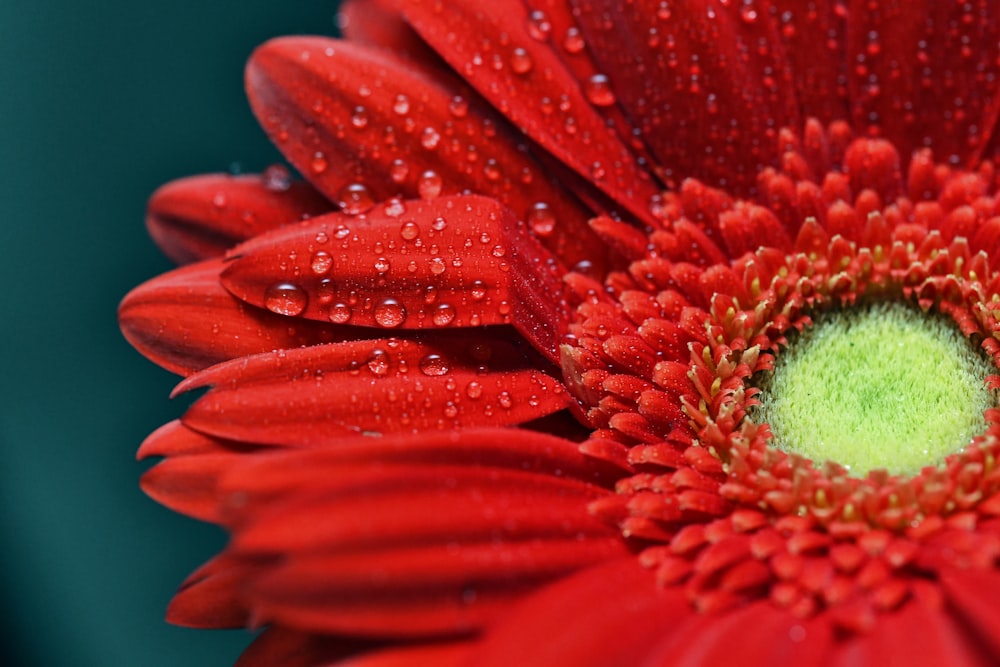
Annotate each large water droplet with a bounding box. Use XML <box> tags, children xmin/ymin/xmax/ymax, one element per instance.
<box><xmin>264</xmin><ymin>283</ymin><xmax>308</xmax><ymax>316</ymax></box>
<box><xmin>584</xmin><ymin>74</ymin><xmax>616</xmax><ymax>107</ymax></box>
<box><xmin>433</xmin><ymin>303</ymin><xmax>456</xmax><ymax>326</ymax></box>
<box><xmin>419</xmin><ymin>354</ymin><xmax>450</xmax><ymax>376</ymax></box>
<box><xmin>263</xmin><ymin>164</ymin><xmax>292</xmax><ymax>191</ymax></box>
<box><xmin>329</xmin><ymin>302</ymin><xmax>352</xmax><ymax>324</ymax></box>
<box><xmin>390</xmin><ymin>159</ymin><xmax>409</xmax><ymax>183</ymax></box>
<box><xmin>367</xmin><ymin>348</ymin><xmax>390</xmax><ymax>376</ymax></box>
<box><xmin>337</xmin><ymin>183</ymin><xmax>375</xmax><ymax>215</ymax></box>
<box><xmin>465</xmin><ymin>381</ymin><xmax>483</xmax><ymax>399</ymax></box>
<box><xmin>418</xmin><ymin>171</ymin><xmax>443</xmax><ymax>199</ymax></box>
<box><xmin>400</xmin><ymin>220</ymin><xmax>420</xmax><ymax>240</ymax></box>
<box><xmin>527</xmin><ymin>201</ymin><xmax>556</xmax><ymax>236</ymax></box>
<box><xmin>311</xmin><ymin>251</ymin><xmax>333</xmax><ymax>275</ymax></box>
<box><xmin>527</xmin><ymin>10</ymin><xmax>552</xmax><ymax>41</ymax></box>
<box><xmin>510</xmin><ymin>47</ymin><xmax>534</xmax><ymax>74</ymax></box>
<box><xmin>374</xmin><ymin>299</ymin><xmax>407</xmax><ymax>328</ymax></box>
<box><xmin>310</xmin><ymin>152</ymin><xmax>328</xmax><ymax>174</ymax></box>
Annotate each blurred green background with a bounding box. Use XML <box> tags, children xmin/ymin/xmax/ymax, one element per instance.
<box><xmin>0</xmin><ymin>2</ymin><xmax>341</xmax><ymax>665</ymax></box>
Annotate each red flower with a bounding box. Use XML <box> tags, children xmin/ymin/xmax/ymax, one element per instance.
<box><xmin>120</xmin><ymin>1</ymin><xmax>1000</xmax><ymax>665</ymax></box>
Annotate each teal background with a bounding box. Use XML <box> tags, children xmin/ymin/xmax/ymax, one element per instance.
<box><xmin>1</xmin><ymin>2</ymin><xmax>341</xmax><ymax>665</ymax></box>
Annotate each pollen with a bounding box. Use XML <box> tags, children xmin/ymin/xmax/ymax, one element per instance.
<box><xmin>756</xmin><ymin>302</ymin><xmax>995</xmax><ymax>475</ymax></box>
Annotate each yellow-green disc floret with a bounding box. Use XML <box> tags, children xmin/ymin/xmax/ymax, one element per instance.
<box><xmin>755</xmin><ymin>302</ymin><xmax>995</xmax><ymax>476</ymax></box>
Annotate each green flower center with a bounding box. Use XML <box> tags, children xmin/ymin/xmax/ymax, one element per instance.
<box><xmin>755</xmin><ymin>302</ymin><xmax>994</xmax><ymax>476</ymax></box>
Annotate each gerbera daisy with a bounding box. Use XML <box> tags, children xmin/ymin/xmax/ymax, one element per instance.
<box><xmin>120</xmin><ymin>0</ymin><xmax>1000</xmax><ymax>664</ymax></box>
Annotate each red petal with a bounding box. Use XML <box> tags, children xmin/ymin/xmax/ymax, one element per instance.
<box><xmin>166</xmin><ymin>554</ymin><xmax>253</xmax><ymax>628</ymax></box>
<box><xmin>235</xmin><ymin>627</ymin><xmax>367</xmax><ymax>667</ymax></box>
<box><xmin>831</xmin><ymin>602</ymin><xmax>994</xmax><ymax>667</ymax></box>
<box><xmin>572</xmin><ymin>0</ymin><xmax>800</xmax><ymax>193</ymax></box>
<box><xmin>177</xmin><ymin>336</ymin><xmax>570</xmax><ymax>446</ymax></box>
<box><xmin>400</xmin><ymin>0</ymin><xmax>661</xmax><ymax>225</ymax></box>
<box><xmin>941</xmin><ymin>568</ymin><xmax>1000</xmax><ymax>660</ymax></box>
<box><xmin>245</xmin><ymin>36</ymin><xmax>603</xmax><ymax>270</ymax></box>
<box><xmin>220</xmin><ymin>443</ymin><xmax>626</xmax><ymax>637</ymax></box>
<box><xmin>216</xmin><ymin>426</ymin><xmax>622</xmax><ymax>502</ymax></box>
<box><xmin>646</xmin><ymin>601</ymin><xmax>833</xmax><ymax>667</ymax></box>
<box><xmin>847</xmin><ymin>0</ymin><xmax>1000</xmax><ymax>166</ymax></box>
<box><xmin>332</xmin><ymin>641</ymin><xmax>474</xmax><ymax>667</ymax></box>
<box><xmin>141</xmin><ymin>454</ymin><xmax>240</xmax><ymax>524</ymax></box>
<box><xmin>472</xmin><ymin>558</ymin><xmax>692</xmax><ymax>667</ymax></box>
<box><xmin>147</xmin><ymin>173</ymin><xmax>332</xmax><ymax>265</ymax></box>
<box><xmin>119</xmin><ymin>259</ymin><xmax>350</xmax><ymax>376</ymax></box>
<box><xmin>771</xmin><ymin>0</ymin><xmax>849</xmax><ymax>123</ymax></box>
<box><xmin>220</xmin><ymin>195</ymin><xmax>569</xmax><ymax>361</ymax></box>
<box><xmin>339</xmin><ymin>0</ymin><xmax>436</xmax><ymax>66</ymax></box>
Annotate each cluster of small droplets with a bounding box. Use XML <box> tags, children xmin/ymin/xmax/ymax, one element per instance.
<box><xmin>563</xmin><ymin>119</ymin><xmax>1000</xmax><ymax>629</ymax></box>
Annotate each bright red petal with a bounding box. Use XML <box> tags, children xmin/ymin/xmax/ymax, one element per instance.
<box><xmin>941</xmin><ymin>568</ymin><xmax>1000</xmax><ymax>660</ymax></box>
<box><xmin>831</xmin><ymin>603</ymin><xmax>995</xmax><ymax>667</ymax></box>
<box><xmin>245</xmin><ymin>36</ymin><xmax>604</xmax><ymax>270</ymax></box>
<box><xmin>645</xmin><ymin>601</ymin><xmax>832</xmax><ymax>667</ymax></box>
<box><xmin>572</xmin><ymin>0</ymin><xmax>800</xmax><ymax>193</ymax></box>
<box><xmin>400</xmin><ymin>0</ymin><xmax>661</xmax><ymax>224</ymax></box>
<box><xmin>119</xmin><ymin>259</ymin><xmax>350</xmax><ymax>376</ymax></box>
<box><xmin>472</xmin><ymin>558</ymin><xmax>691</xmax><ymax>667</ymax></box>
<box><xmin>219</xmin><ymin>195</ymin><xmax>569</xmax><ymax>360</ymax></box>
<box><xmin>176</xmin><ymin>336</ymin><xmax>570</xmax><ymax>446</ymax></box>
<box><xmin>847</xmin><ymin>0</ymin><xmax>1000</xmax><ymax>166</ymax></box>
<box><xmin>166</xmin><ymin>554</ymin><xmax>253</xmax><ymax>628</ymax></box>
<box><xmin>147</xmin><ymin>172</ymin><xmax>332</xmax><ymax>265</ymax></box>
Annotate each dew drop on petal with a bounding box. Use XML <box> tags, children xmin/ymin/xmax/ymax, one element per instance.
<box><xmin>374</xmin><ymin>257</ymin><xmax>391</xmax><ymax>273</ymax></box>
<box><xmin>419</xmin><ymin>354</ymin><xmax>450</xmax><ymax>376</ymax></box>
<box><xmin>583</xmin><ymin>74</ymin><xmax>616</xmax><ymax>107</ymax></box>
<box><xmin>264</xmin><ymin>283</ymin><xmax>308</xmax><ymax>316</ymax></box>
<box><xmin>262</xmin><ymin>164</ymin><xmax>292</xmax><ymax>191</ymax></box>
<box><xmin>418</xmin><ymin>170</ymin><xmax>443</xmax><ymax>199</ymax></box>
<box><xmin>367</xmin><ymin>348</ymin><xmax>390</xmax><ymax>376</ymax></box>
<box><xmin>310</xmin><ymin>152</ymin><xmax>328</xmax><ymax>174</ymax></box>
<box><xmin>316</xmin><ymin>278</ymin><xmax>335</xmax><ymax>305</ymax></box>
<box><xmin>527</xmin><ymin>10</ymin><xmax>551</xmax><ymax>41</ymax></box>
<box><xmin>465</xmin><ymin>381</ymin><xmax>483</xmax><ymax>399</ymax></box>
<box><xmin>498</xmin><ymin>391</ymin><xmax>513</xmax><ymax>409</ymax></box>
<box><xmin>443</xmin><ymin>402</ymin><xmax>458</xmax><ymax>418</ymax></box>
<box><xmin>563</xmin><ymin>27</ymin><xmax>585</xmax><ymax>53</ymax></box>
<box><xmin>432</xmin><ymin>303</ymin><xmax>456</xmax><ymax>326</ymax></box>
<box><xmin>429</xmin><ymin>257</ymin><xmax>447</xmax><ymax>275</ymax></box>
<box><xmin>449</xmin><ymin>95</ymin><xmax>469</xmax><ymax>118</ymax></box>
<box><xmin>393</xmin><ymin>94</ymin><xmax>410</xmax><ymax>115</ymax></box>
<box><xmin>400</xmin><ymin>220</ymin><xmax>420</xmax><ymax>240</ymax></box>
<box><xmin>311</xmin><ymin>251</ymin><xmax>333</xmax><ymax>275</ymax></box>
<box><xmin>351</xmin><ymin>106</ymin><xmax>369</xmax><ymax>128</ymax></box>
<box><xmin>329</xmin><ymin>302</ymin><xmax>352</xmax><ymax>324</ymax></box>
<box><xmin>337</xmin><ymin>183</ymin><xmax>375</xmax><ymax>215</ymax></box>
<box><xmin>374</xmin><ymin>299</ymin><xmax>407</xmax><ymax>328</ymax></box>
<box><xmin>431</xmin><ymin>216</ymin><xmax>447</xmax><ymax>232</ymax></box>
<box><xmin>470</xmin><ymin>280</ymin><xmax>487</xmax><ymax>301</ymax></box>
<box><xmin>390</xmin><ymin>159</ymin><xmax>409</xmax><ymax>183</ymax></box>
<box><xmin>527</xmin><ymin>201</ymin><xmax>556</xmax><ymax>236</ymax></box>
<box><xmin>510</xmin><ymin>47</ymin><xmax>534</xmax><ymax>74</ymax></box>
<box><xmin>421</xmin><ymin>127</ymin><xmax>441</xmax><ymax>149</ymax></box>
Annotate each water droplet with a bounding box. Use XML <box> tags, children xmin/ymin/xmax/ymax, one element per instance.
<box><xmin>449</xmin><ymin>95</ymin><xmax>469</xmax><ymax>118</ymax></box>
<box><xmin>315</xmin><ymin>231</ymin><xmax>329</xmax><ymax>244</ymax></box>
<box><xmin>527</xmin><ymin>202</ymin><xmax>556</xmax><ymax>236</ymax></box>
<box><xmin>465</xmin><ymin>381</ymin><xmax>483</xmax><ymax>399</ymax></box>
<box><xmin>311</xmin><ymin>251</ymin><xmax>333</xmax><ymax>275</ymax></box>
<box><xmin>329</xmin><ymin>302</ymin><xmax>352</xmax><ymax>323</ymax></box>
<box><xmin>563</xmin><ymin>27</ymin><xmax>585</xmax><ymax>53</ymax></box>
<box><xmin>584</xmin><ymin>74</ymin><xmax>616</xmax><ymax>107</ymax></box>
<box><xmin>418</xmin><ymin>170</ymin><xmax>443</xmax><ymax>199</ymax></box>
<box><xmin>400</xmin><ymin>220</ymin><xmax>420</xmax><ymax>240</ymax></box>
<box><xmin>374</xmin><ymin>299</ymin><xmax>407</xmax><ymax>328</ymax></box>
<box><xmin>498</xmin><ymin>391</ymin><xmax>513</xmax><ymax>409</ymax></box>
<box><xmin>510</xmin><ymin>47</ymin><xmax>534</xmax><ymax>74</ymax></box>
<box><xmin>390</xmin><ymin>159</ymin><xmax>409</xmax><ymax>183</ymax></box>
<box><xmin>350</xmin><ymin>106</ymin><xmax>369</xmax><ymax>128</ymax></box>
<box><xmin>310</xmin><ymin>152</ymin><xmax>328</xmax><ymax>174</ymax></box>
<box><xmin>264</xmin><ymin>283</ymin><xmax>308</xmax><ymax>316</ymax></box>
<box><xmin>421</xmin><ymin>127</ymin><xmax>441</xmax><ymax>149</ymax></box>
<box><xmin>433</xmin><ymin>303</ymin><xmax>456</xmax><ymax>326</ymax></box>
<box><xmin>367</xmin><ymin>348</ymin><xmax>390</xmax><ymax>376</ymax></box>
<box><xmin>431</xmin><ymin>216</ymin><xmax>447</xmax><ymax>232</ymax></box>
<box><xmin>419</xmin><ymin>354</ymin><xmax>450</xmax><ymax>376</ymax></box>
<box><xmin>470</xmin><ymin>280</ymin><xmax>487</xmax><ymax>301</ymax></box>
<box><xmin>374</xmin><ymin>257</ymin><xmax>391</xmax><ymax>273</ymax></box>
<box><xmin>483</xmin><ymin>159</ymin><xmax>502</xmax><ymax>181</ymax></box>
<box><xmin>429</xmin><ymin>257</ymin><xmax>447</xmax><ymax>275</ymax></box>
<box><xmin>212</xmin><ymin>192</ymin><xmax>228</xmax><ymax>209</ymax></box>
<box><xmin>263</xmin><ymin>164</ymin><xmax>292</xmax><ymax>191</ymax></box>
<box><xmin>443</xmin><ymin>402</ymin><xmax>459</xmax><ymax>418</ymax></box>
<box><xmin>393</xmin><ymin>94</ymin><xmax>411</xmax><ymax>115</ymax></box>
<box><xmin>527</xmin><ymin>10</ymin><xmax>552</xmax><ymax>41</ymax></box>
<box><xmin>492</xmin><ymin>244</ymin><xmax>506</xmax><ymax>257</ymax></box>
<box><xmin>316</xmin><ymin>278</ymin><xmax>335</xmax><ymax>304</ymax></box>
<box><xmin>337</xmin><ymin>183</ymin><xmax>374</xmax><ymax>215</ymax></box>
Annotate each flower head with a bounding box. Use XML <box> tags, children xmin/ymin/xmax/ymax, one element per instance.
<box><xmin>121</xmin><ymin>1</ymin><xmax>1000</xmax><ymax>665</ymax></box>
